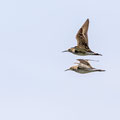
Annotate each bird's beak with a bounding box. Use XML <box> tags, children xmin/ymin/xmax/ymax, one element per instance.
<box><xmin>62</xmin><ymin>50</ymin><xmax>68</xmax><ymax>52</ymax></box>
<box><xmin>65</xmin><ymin>68</ymin><xmax>70</xmax><ymax>71</ymax></box>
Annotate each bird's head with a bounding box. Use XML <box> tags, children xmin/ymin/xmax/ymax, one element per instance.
<box><xmin>62</xmin><ymin>48</ymin><xmax>76</xmax><ymax>53</ymax></box>
<box><xmin>65</xmin><ymin>66</ymin><xmax>78</xmax><ymax>71</ymax></box>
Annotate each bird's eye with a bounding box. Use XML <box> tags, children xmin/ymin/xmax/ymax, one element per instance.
<box><xmin>68</xmin><ymin>49</ymin><xmax>71</xmax><ymax>52</ymax></box>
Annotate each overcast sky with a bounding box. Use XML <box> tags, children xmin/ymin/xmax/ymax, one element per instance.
<box><xmin>0</xmin><ymin>0</ymin><xmax>120</xmax><ymax>120</ymax></box>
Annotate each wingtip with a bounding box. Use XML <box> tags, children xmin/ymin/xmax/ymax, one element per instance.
<box><xmin>74</xmin><ymin>62</ymin><xmax>79</xmax><ymax>64</ymax></box>
<box><xmin>76</xmin><ymin>59</ymin><xmax>82</xmax><ymax>61</ymax></box>
<box><xmin>87</xmin><ymin>18</ymin><xmax>89</xmax><ymax>21</ymax></box>
<box><xmin>76</xmin><ymin>59</ymin><xmax>99</xmax><ymax>62</ymax></box>
<box><xmin>85</xmin><ymin>18</ymin><xmax>89</xmax><ymax>23</ymax></box>
<box><xmin>85</xmin><ymin>59</ymin><xmax>99</xmax><ymax>62</ymax></box>
<box><xmin>76</xmin><ymin>59</ymin><xmax>80</xmax><ymax>61</ymax></box>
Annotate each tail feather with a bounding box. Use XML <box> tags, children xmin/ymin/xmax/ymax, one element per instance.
<box><xmin>93</xmin><ymin>53</ymin><xmax>102</xmax><ymax>56</ymax></box>
<box><xmin>88</xmin><ymin>51</ymin><xmax>102</xmax><ymax>56</ymax></box>
<box><xmin>95</xmin><ymin>69</ymin><xmax>105</xmax><ymax>72</ymax></box>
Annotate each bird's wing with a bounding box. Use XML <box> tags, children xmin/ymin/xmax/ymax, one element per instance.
<box><xmin>77</xmin><ymin>59</ymin><xmax>93</xmax><ymax>69</ymax></box>
<box><xmin>76</xmin><ymin>19</ymin><xmax>90</xmax><ymax>50</ymax></box>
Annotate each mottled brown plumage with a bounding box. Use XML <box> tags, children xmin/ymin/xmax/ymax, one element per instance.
<box><xmin>76</xmin><ymin>59</ymin><xmax>93</xmax><ymax>69</ymax></box>
<box><xmin>76</xmin><ymin>19</ymin><xmax>90</xmax><ymax>50</ymax></box>
<box><xmin>65</xmin><ymin>59</ymin><xmax>105</xmax><ymax>74</ymax></box>
<box><xmin>63</xmin><ymin>19</ymin><xmax>102</xmax><ymax>56</ymax></box>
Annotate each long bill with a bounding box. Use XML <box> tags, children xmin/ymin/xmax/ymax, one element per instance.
<box><xmin>62</xmin><ymin>50</ymin><xmax>68</xmax><ymax>52</ymax></box>
<box><xmin>65</xmin><ymin>68</ymin><xmax>71</xmax><ymax>71</ymax></box>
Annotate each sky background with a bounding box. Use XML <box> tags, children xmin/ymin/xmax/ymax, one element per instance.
<box><xmin>0</xmin><ymin>0</ymin><xmax>120</xmax><ymax>120</ymax></box>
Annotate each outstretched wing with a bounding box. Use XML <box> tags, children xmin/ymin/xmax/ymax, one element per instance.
<box><xmin>76</xmin><ymin>19</ymin><xmax>90</xmax><ymax>49</ymax></box>
<box><xmin>77</xmin><ymin>59</ymin><xmax>93</xmax><ymax>69</ymax></box>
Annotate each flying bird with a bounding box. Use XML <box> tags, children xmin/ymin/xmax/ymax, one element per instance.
<box><xmin>63</xmin><ymin>19</ymin><xmax>102</xmax><ymax>56</ymax></box>
<box><xmin>65</xmin><ymin>59</ymin><xmax>105</xmax><ymax>74</ymax></box>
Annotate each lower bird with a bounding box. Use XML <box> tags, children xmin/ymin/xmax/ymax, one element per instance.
<box><xmin>65</xmin><ymin>59</ymin><xmax>105</xmax><ymax>74</ymax></box>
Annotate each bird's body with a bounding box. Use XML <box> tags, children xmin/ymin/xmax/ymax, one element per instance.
<box><xmin>67</xmin><ymin>46</ymin><xmax>99</xmax><ymax>56</ymax></box>
<box><xmin>71</xmin><ymin>66</ymin><xmax>94</xmax><ymax>74</ymax></box>
<box><xmin>65</xmin><ymin>59</ymin><xmax>105</xmax><ymax>74</ymax></box>
<box><xmin>63</xmin><ymin>19</ymin><xmax>101</xmax><ymax>56</ymax></box>
<box><xmin>74</xmin><ymin>68</ymin><xmax>103</xmax><ymax>74</ymax></box>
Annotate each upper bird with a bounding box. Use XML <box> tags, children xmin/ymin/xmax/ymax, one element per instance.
<box><xmin>63</xmin><ymin>19</ymin><xmax>102</xmax><ymax>56</ymax></box>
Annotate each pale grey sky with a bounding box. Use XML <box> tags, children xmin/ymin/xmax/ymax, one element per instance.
<box><xmin>0</xmin><ymin>0</ymin><xmax>120</xmax><ymax>120</ymax></box>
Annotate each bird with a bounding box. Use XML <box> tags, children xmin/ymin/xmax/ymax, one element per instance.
<box><xmin>63</xmin><ymin>19</ymin><xmax>102</xmax><ymax>56</ymax></box>
<box><xmin>65</xmin><ymin>59</ymin><xmax>105</xmax><ymax>74</ymax></box>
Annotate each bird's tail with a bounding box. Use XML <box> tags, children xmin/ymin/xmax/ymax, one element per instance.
<box><xmin>94</xmin><ymin>69</ymin><xmax>105</xmax><ymax>72</ymax></box>
<box><xmin>93</xmin><ymin>53</ymin><xmax>102</xmax><ymax>56</ymax></box>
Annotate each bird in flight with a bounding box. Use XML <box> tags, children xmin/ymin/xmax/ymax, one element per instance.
<box><xmin>65</xmin><ymin>59</ymin><xmax>105</xmax><ymax>74</ymax></box>
<box><xmin>63</xmin><ymin>19</ymin><xmax>102</xmax><ymax>56</ymax></box>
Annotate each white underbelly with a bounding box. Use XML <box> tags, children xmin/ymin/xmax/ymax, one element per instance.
<box><xmin>72</xmin><ymin>52</ymin><xmax>93</xmax><ymax>56</ymax></box>
<box><xmin>75</xmin><ymin>69</ymin><xmax>95</xmax><ymax>74</ymax></box>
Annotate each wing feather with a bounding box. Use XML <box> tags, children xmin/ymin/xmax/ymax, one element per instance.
<box><xmin>77</xmin><ymin>59</ymin><xmax>93</xmax><ymax>69</ymax></box>
<box><xmin>76</xmin><ymin>19</ymin><xmax>90</xmax><ymax>49</ymax></box>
